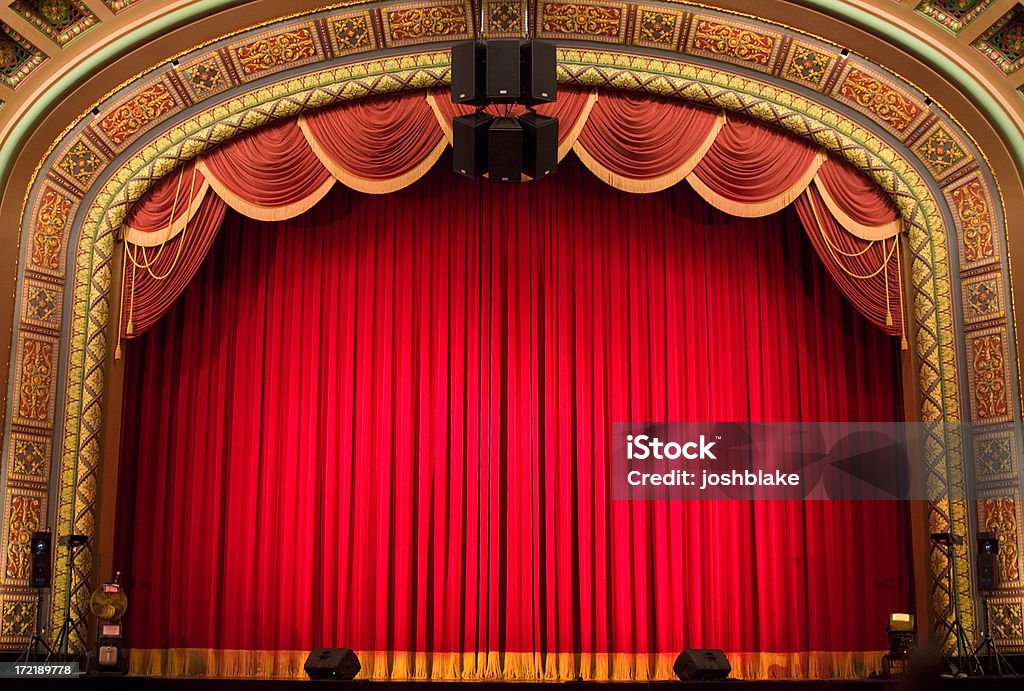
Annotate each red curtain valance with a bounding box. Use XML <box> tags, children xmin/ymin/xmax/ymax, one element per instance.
<box><xmin>119</xmin><ymin>88</ymin><xmax>905</xmax><ymax>345</ymax></box>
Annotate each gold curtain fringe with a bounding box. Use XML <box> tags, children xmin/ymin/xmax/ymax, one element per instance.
<box><xmin>426</xmin><ymin>89</ymin><xmax>455</xmax><ymax>145</ymax></box>
<box><xmin>128</xmin><ymin>648</ymin><xmax>886</xmax><ymax>680</ymax></box>
<box><xmin>557</xmin><ymin>90</ymin><xmax>598</xmax><ymax>161</ymax></box>
<box><xmin>196</xmin><ymin>159</ymin><xmax>336</xmax><ymax>222</ymax></box>
<box><xmin>122</xmin><ymin>180</ymin><xmax>212</xmax><ymax>246</ymax></box>
<box><xmin>812</xmin><ymin>176</ymin><xmax>900</xmax><ymax>241</ymax></box>
<box><xmin>297</xmin><ymin>116</ymin><xmax>448</xmax><ymax>194</ymax></box>
<box><xmin>573</xmin><ymin>111</ymin><xmax>726</xmax><ymax>194</ymax></box>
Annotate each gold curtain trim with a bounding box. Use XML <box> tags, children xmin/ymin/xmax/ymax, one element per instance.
<box><xmin>128</xmin><ymin>648</ymin><xmax>886</xmax><ymax>680</ymax></box>
<box><xmin>195</xmin><ymin>159</ymin><xmax>335</xmax><ymax>222</ymax></box>
<box><xmin>573</xmin><ymin>110</ymin><xmax>727</xmax><ymax>194</ymax></box>
<box><xmin>557</xmin><ymin>89</ymin><xmax>598</xmax><ymax>161</ymax></box>
<box><xmin>426</xmin><ymin>89</ymin><xmax>455</xmax><ymax>145</ymax></box>
<box><xmin>122</xmin><ymin>179</ymin><xmax>211</xmax><ymax>247</ymax></box>
<box><xmin>426</xmin><ymin>89</ymin><xmax>599</xmax><ymax>163</ymax></box>
<box><xmin>813</xmin><ymin>176</ymin><xmax>901</xmax><ymax>241</ymax></box>
<box><xmin>685</xmin><ymin>148</ymin><xmax>826</xmax><ymax>217</ymax></box>
<box><xmin>297</xmin><ymin>115</ymin><xmax>448</xmax><ymax>194</ymax></box>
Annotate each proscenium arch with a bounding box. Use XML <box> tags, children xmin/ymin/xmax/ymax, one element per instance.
<box><xmin>2</xmin><ymin>0</ymin><xmax>1020</xmax><ymax>670</ymax></box>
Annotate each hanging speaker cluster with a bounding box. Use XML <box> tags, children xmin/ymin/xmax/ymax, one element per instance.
<box><xmin>451</xmin><ymin>39</ymin><xmax>558</xmax><ymax>182</ymax></box>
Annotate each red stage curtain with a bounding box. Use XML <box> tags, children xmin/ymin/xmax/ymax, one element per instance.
<box><xmin>813</xmin><ymin>159</ymin><xmax>901</xmax><ymax>240</ymax></box>
<box><xmin>794</xmin><ymin>188</ymin><xmax>904</xmax><ymax>338</ymax></box>
<box><xmin>120</xmin><ymin>163</ymin><xmax>227</xmax><ymax>337</ymax></box>
<box><xmin>199</xmin><ymin>119</ymin><xmax>334</xmax><ymax>220</ymax></box>
<box><xmin>574</xmin><ymin>91</ymin><xmax>723</xmax><ymax>191</ymax></box>
<box><xmin>117</xmin><ymin>155</ymin><xmax>911</xmax><ymax>680</ymax></box>
<box><xmin>299</xmin><ymin>93</ymin><xmax>447</xmax><ymax>193</ymax></box>
<box><xmin>689</xmin><ymin>118</ymin><xmax>824</xmax><ymax>216</ymax></box>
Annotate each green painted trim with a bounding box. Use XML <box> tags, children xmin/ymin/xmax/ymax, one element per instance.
<box><xmin>0</xmin><ymin>0</ymin><xmax>238</xmax><ymax>191</ymax></box>
<box><xmin>798</xmin><ymin>0</ymin><xmax>1024</xmax><ymax>171</ymax></box>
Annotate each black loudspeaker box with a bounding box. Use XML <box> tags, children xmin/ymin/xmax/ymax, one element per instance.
<box><xmin>451</xmin><ymin>41</ymin><xmax>486</xmax><ymax>105</ymax></box>
<box><xmin>304</xmin><ymin>648</ymin><xmax>361</xmax><ymax>680</ymax></box>
<box><xmin>520</xmin><ymin>113</ymin><xmax>558</xmax><ymax>180</ymax></box>
<box><xmin>521</xmin><ymin>40</ymin><xmax>557</xmax><ymax>105</ymax></box>
<box><xmin>488</xmin><ymin>117</ymin><xmax>523</xmax><ymax>182</ymax></box>
<box><xmin>453</xmin><ymin>112</ymin><xmax>494</xmax><ymax>178</ymax></box>
<box><xmin>674</xmin><ymin>649</ymin><xmax>732</xmax><ymax>680</ymax></box>
<box><xmin>486</xmin><ymin>39</ymin><xmax>522</xmax><ymax>101</ymax></box>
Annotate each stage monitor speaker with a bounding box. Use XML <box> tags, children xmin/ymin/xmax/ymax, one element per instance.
<box><xmin>520</xmin><ymin>40</ymin><xmax>557</xmax><ymax>104</ymax></box>
<box><xmin>30</xmin><ymin>531</ymin><xmax>51</xmax><ymax>588</ymax></box>
<box><xmin>977</xmin><ymin>531</ymin><xmax>999</xmax><ymax>591</ymax></box>
<box><xmin>674</xmin><ymin>649</ymin><xmax>731</xmax><ymax>680</ymax></box>
<box><xmin>519</xmin><ymin>113</ymin><xmax>558</xmax><ymax>180</ymax></box>
<box><xmin>304</xmin><ymin>648</ymin><xmax>361</xmax><ymax>680</ymax></box>
<box><xmin>451</xmin><ymin>41</ymin><xmax>486</xmax><ymax>105</ymax></box>
<box><xmin>486</xmin><ymin>39</ymin><xmax>521</xmax><ymax>101</ymax></box>
<box><xmin>488</xmin><ymin>117</ymin><xmax>522</xmax><ymax>182</ymax></box>
<box><xmin>453</xmin><ymin>112</ymin><xmax>493</xmax><ymax>179</ymax></box>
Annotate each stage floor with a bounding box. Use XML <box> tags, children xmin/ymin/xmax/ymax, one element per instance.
<box><xmin>13</xmin><ymin>679</ymin><xmax>1024</xmax><ymax>690</ymax></box>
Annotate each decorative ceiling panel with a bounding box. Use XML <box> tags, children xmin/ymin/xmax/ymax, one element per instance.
<box><xmin>9</xmin><ymin>0</ymin><xmax>100</xmax><ymax>46</ymax></box>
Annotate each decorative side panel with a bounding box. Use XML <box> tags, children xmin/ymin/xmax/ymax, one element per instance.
<box><xmin>382</xmin><ymin>0</ymin><xmax>473</xmax><ymax>47</ymax></box>
<box><xmin>967</xmin><ymin>327</ymin><xmax>1012</xmax><ymax>424</ymax></box>
<box><xmin>831</xmin><ymin>63</ymin><xmax>928</xmax><ymax>136</ymax></box>
<box><xmin>684</xmin><ymin>17</ymin><xmax>782</xmax><ymax>73</ymax></box>
<box><xmin>980</xmin><ymin>497</ymin><xmax>1023</xmax><ymax>586</ymax></box>
<box><xmin>326</xmin><ymin>11</ymin><xmax>379</xmax><ymax>56</ymax></box>
<box><xmin>12</xmin><ymin>334</ymin><xmax>58</xmax><ymax>430</ymax></box>
<box><xmin>538</xmin><ymin>1</ymin><xmax>628</xmax><ymax>44</ymax></box>
<box><xmin>19</xmin><ymin>277</ymin><xmax>63</xmax><ymax>332</ymax></box>
<box><xmin>93</xmin><ymin>80</ymin><xmax>180</xmax><ymax>150</ymax></box>
<box><xmin>0</xmin><ymin>488</ymin><xmax>45</xmax><ymax>585</ymax></box>
<box><xmin>947</xmin><ymin>174</ymin><xmax>999</xmax><ymax>270</ymax></box>
<box><xmin>631</xmin><ymin>6</ymin><xmax>685</xmax><ymax>51</ymax></box>
<box><xmin>227</xmin><ymin>23</ymin><xmax>324</xmax><ymax>83</ymax></box>
<box><xmin>0</xmin><ymin>591</ymin><xmax>37</xmax><ymax>647</ymax></box>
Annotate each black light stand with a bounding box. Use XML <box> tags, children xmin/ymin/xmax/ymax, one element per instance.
<box><xmin>930</xmin><ymin>532</ymin><xmax>982</xmax><ymax>677</ymax></box>
<box><xmin>48</xmin><ymin>534</ymin><xmax>89</xmax><ymax>661</ymax></box>
<box><xmin>973</xmin><ymin>593</ymin><xmax>1017</xmax><ymax>676</ymax></box>
<box><xmin>14</xmin><ymin>587</ymin><xmax>57</xmax><ymax>662</ymax></box>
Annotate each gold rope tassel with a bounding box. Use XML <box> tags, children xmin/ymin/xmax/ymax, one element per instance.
<box><xmin>896</xmin><ymin>231</ymin><xmax>907</xmax><ymax>350</ymax></box>
<box><xmin>884</xmin><ymin>236</ymin><xmax>893</xmax><ymax>327</ymax></box>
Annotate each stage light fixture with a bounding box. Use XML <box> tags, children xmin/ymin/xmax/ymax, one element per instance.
<box><xmin>29</xmin><ymin>531</ymin><xmax>51</xmax><ymax>589</ymax></box>
<box><xmin>882</xmin><ymin>613</ymin><xmax>916</xmax><ymax>677</ymax></box>
<box><xmin>977</xmin><ymin>531</ymin><xmax>999</xmax><ymax>591</ymax></box>
<box><xmin>929</xmin><ymin>531</ymin><xmax>963</xmax><ymax>546</ymax></box>
<box><xmin>450</xmin><ymin>37</ymin><xmax>558</xmax><ymax>183</ymax></box>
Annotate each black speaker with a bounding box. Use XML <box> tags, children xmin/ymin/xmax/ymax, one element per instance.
<box><xmin>486</xmin><ymin>39</ymin><xmax>522</xmax><ymax>101</ymax></box>
<box><xmin>977</xmin><ymin>531</ymin><xmax>999</xmax><ymax>591</ymax></box>
<box><xmin>674</xmin><ymin>649</ymin><xmax>731</xmax><ymax>680</ymax></box>
<box><xmin>304</xmin><ymin>648</ymin><xmax>361</xmax><ymax>680</ymax></box>
<box><xmin>453</xmin><ymin>112</ymin><xmax>493</xmax><ymax>178</ymax></box>
<box><xmin>488</xmin><ymin>117</ymin><xmax>522</xmax><ymax>182</ymax></box>
<box><xmin>452</xmin><ymin>41</ymin><xmax>486</xmax><ymax>105</ymax></box>
<box><xmin>520</xmin><ymin>113</ymin><xmax>558</xmax><ymax>180</ymax></box>
<box><xmin>520</xmin><ymin>40</ymin><xmax>557</xmax><ymax>105</ymax></box>
<box><xmin>30</xmin><ymin>531</ymin><xmax>51</xmax><ymax>588</ymax></box>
